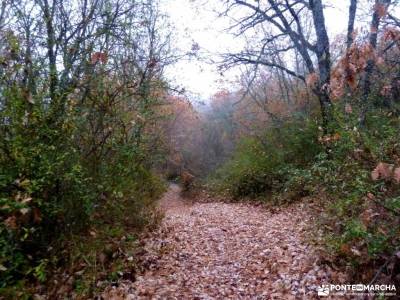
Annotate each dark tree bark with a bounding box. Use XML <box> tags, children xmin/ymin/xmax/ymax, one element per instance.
<box><xmin>360</xmin><ymin>0</ymin><xmax>392</xmax><ymax>125</ymax></box>
<box><xmin>309</xmin><ymin>0</ymin><xmax>332</xmax><ymax>132</ymax></box>
<box><xmin>222</xmin><ymin>0</ymin><xmax>334</xmax><ymax>133</ymax></box>
<box><xmin>347</xmin><ymin>0</ymin><xmax>358</xmax><ymax>50</ymax></box>
<box><xmin>39</xmin><ymin>0</ymin><xmax>58</xmax><ymax>104</ymax></box>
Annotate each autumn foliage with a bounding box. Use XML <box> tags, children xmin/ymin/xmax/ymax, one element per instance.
<box><xmin>202</xmin><ymin>2</ymin><xmax>400</xmax><ymax>286</ymax></box>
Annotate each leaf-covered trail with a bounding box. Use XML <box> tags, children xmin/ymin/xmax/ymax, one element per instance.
<box><xmin>103</xmin><ymin>185</ymin><xmax>346</xmax><ymax>299</ymax></box>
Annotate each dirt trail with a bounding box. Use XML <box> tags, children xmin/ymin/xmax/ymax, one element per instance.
<box><xmin>103</xmin><ymin>185</ymin><xmax>346</xmax><ymax>299</ymax></box>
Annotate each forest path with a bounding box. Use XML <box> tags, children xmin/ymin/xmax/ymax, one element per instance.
<box><xmin>103</xmin><ymin>185</ymin><xmax>345</xmax><ymax>299</ymax></box>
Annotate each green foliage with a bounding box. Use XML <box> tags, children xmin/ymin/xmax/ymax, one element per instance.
<box><xmin>311</xmin><ymin>109</ymin><xmax>400</xmax><ymax>266</ymax></box>
<box><xmin>0</xmin><ymin>29</ymin><xmax>167</xmax><ymax>294</ymax></box>
<box><xmin>209</xmin><ymin>104</ymin><xmax>400</xmax><ymax>269</ymax></box>
<box><xmin>208</xmin><ymin>117</ymin><xmax>322</xmax><ymax>200</ymax></box>
<box><xmin>58</xmin><ymin>178</ymin><xmax>164</xmax><ymax>298</ymax></box>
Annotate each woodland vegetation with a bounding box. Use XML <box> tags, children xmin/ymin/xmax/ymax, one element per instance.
<box><xmin>0</xmin><ymin>0</ymin><xmax>400</xmax><ymax>298</ymax></box>
<box><xmin>0</xmin><ymin>0</ymin><xmax>176</xmax><ymax>297</ymax></box>
<box><xmin>170</xmin><ymin>0</ymin><xmax>400</xmax><ymax>292</ymax></box>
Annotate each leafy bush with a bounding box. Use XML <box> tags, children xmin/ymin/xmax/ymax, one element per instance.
<box><xmin>0</xmin><ymin>27</ymin><xmax>168</xmax><ymax>294</ymax></box>
<box><xmin>0</xmin><ymin>97</ymin><xmax>165</xmax><ymax>292</ymax></box>
<box><xmin>209</xmin><ymin>105</ymin><xmax>400</xmax><ymax>271</ymax></box>
<box><xmin>310</xmin><ymin>109</ymin><xmax>400</xmax><ymax>270</ymax></box>
<box><xmin>208</xmin><ymin>117</ymin><xmax>322</xmax><ymax>199</ymax></box>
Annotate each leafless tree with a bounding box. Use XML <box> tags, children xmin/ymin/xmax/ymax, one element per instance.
<box><xmin>219</xmin><ymin>0</ymin><xmax>333</xmax><ymax>132</ymax></box>
<box><xmin>1</xmin><ymin>0</ymin><xmax>176</xmax><ymax>171</ymax></box>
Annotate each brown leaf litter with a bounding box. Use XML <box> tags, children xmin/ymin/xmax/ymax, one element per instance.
<box><xmin>101</xmin><ymin>185</ymin><xmax>347</xmax><ymax>299</ymax></box>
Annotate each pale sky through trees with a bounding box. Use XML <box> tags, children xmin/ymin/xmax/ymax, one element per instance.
<box><xmin>161</xmin><ymin>0</ymin><xmax>374</xmax><ymax>102</ymax></box>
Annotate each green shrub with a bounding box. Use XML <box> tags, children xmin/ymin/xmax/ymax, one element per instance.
<box><xmin>208</xmin><ymin>117</ymin><xmax>322</xmax><ymax>199</ymax></box>
<box><xmin>311</xmin><ymin>109</ymin><xmax>400</xmax><ymax>267</ymax></box>
<box><xmin>0</xmin><ymin>49</ymin><xmax>166</xmax><ymax>293</ymax></box>
<box><xmin>209</xmin><ymin>105</ymin><xmax>400</xmax><ymax>269</ymax></box>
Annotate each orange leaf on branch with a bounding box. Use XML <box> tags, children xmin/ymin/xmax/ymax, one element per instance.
<box><xmin>91</xmin><ymin>52</ymin><xmax>108</xmax><ymax>64</ymax></box>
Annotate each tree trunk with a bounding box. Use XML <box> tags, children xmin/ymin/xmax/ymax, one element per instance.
<box><xmin>347</xmin><ymin>0</ymin><xmax>358</xmax><ymax>50</ymax></box>
<box><xmin>310</xmin><ymin>0</ymin><xmax>333</xmax><ymax>132</ymax></box>
<box><xmin>360</xmin><ymin>0</ymin><xmax>391</xmax><ymax>125</ymax></box>
<box><xmin>318</xmin><ymin>92</ymin><xmax>332</xmax><ymax>134</ymax></box>
<box><xmin>343</xmin><ymin>0</ymin><xmax>358</xmax><ymax>113</ymax></box>
<box><xmin>41</xmin><ymin>0</ymin><xmax>58</xmax><ymax>104</ymax></box>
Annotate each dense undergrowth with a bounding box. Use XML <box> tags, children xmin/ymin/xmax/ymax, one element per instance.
<box><xmin>0</xmin><ymin>1</ymin><xmax>172</xmax><ymax>297</ymax></box>
<box><xmin>208</xmin><ymin>116</ymin><xmax>322</xmax><ymax>200</ymax></box>
<box><xmin>208</xmin><ymin>104</ymin><xmax>400</xmax><ymax>280</ymax></box>
<box><xmin>0</xmin><ymin>89</ymin><xmax>167</xmax><ymax>298</ymax></box>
